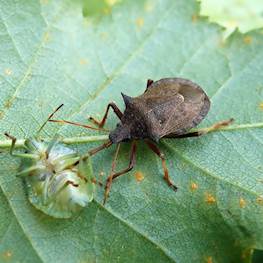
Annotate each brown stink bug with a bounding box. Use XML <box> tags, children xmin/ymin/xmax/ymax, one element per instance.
<box><xmin>50</xmin><ymin>78</ymin><xmax>233</xmax><ymax>203</ymax></box>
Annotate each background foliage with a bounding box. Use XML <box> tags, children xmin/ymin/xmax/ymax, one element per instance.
<box><xmin>198</xmin><ymin>0</ymin><xmax>263</xmax><ymax>38</ymax></box>
<box><xmin>0</xmin><ymin>0</ymin><xmax>263</xmax><ymax>262</ymax></box>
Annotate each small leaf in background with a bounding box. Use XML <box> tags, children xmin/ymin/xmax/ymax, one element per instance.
<box><xmin>198</xmin><ymin>0</ymin><xmax>263</xmax><ymax>38</ymax></box>
<box><xmin>82</xmin><ymin>0</ymin><xmax>122</xmax><ymax>17</ymax></box>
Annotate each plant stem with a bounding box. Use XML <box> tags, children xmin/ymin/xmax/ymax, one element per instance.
<box><xmin>0</xmin><ymin>135</ymin><xmax>109</xmax><ymax>149</ymax></box>
<box><xmin>0</xmin><ymin>122</ymin><xmax>262</xmax><ymax>149</ymax></box>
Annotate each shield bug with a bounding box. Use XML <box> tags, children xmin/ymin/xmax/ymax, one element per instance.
<box><xmin>50</xmin><ymin>78</ymin><xmax>233</xmax><ymax>203</ymax></box>
<box><xmin>5</xmin><ymin>105</ymin><xmax>95</xmax><ymax>218</ymax></box>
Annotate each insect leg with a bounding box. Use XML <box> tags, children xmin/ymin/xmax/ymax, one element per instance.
<box><xmin>145</xmin><ymin>139</ymin><xmax>178</xmax><ymax>191</ymax></box>
<box><xmin>87</xmin><ymin>140</ymin><xmax>113</xmax><ymax>157</ymax></box>
<box><xmin>103</xmin><ymin>140</ymin><xmax>137</xmax><ymax>204</ymax></box>
<box><xmin>89</xmin><ymin>102</ymin><xmax>123</xmax><ymax>128</ymax></box>
<box><xmin>4</xmin><ymin>133</ymin><xmax>39</xmax><ymax>159</ymax></box>
<box><xmin>174</xmin><ymin>118</ymin><xmax>234</xmax><ymax>139</ymax></box>
<box><xmin>16</xmin><ymin>165</ymin><xmax>46</xmax><ymax>177</ymax></box>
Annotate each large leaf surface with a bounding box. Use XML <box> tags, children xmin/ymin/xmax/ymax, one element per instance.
<box><xmin>0</xmin><ymin>0</ymin><xmax>263</xmax><ymax>262</ymax></box>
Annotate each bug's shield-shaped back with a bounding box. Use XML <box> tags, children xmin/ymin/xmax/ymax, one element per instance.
<box><xmin>134</xmin><ymin>78</ymin><xmax>210</xmax><ymax>141</ymax></box>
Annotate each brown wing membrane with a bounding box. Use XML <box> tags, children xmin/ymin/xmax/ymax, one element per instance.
<box><xmin>133</xmin><ymin>78</ymin><xmax>210</xmax><ymax>141</ymax></box>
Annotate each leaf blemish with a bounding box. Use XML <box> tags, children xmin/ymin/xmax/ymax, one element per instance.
<box><xmin>239</xmin><ymin>197</ymin><xmax>246</xmax><ymax>208</ymax></box>
<box><xmin>205</xmin><ymin>193</ymin><xmax>216</xmax><ymax>204</ymax></box>
<box><xmin>206</xmin><ymin>256</ymin><xmax>213</xmax><ymax>263</ymax></box>
<box><xmin>79</xmin><ymin>58</ymin><xmax>89</xmax><ymax>65</ymax></box>
<box><xmin>191</xmin><ymin>14</ymin><xmax>198</xmax><ymax>23</ymax></box>
<box><xmin>259</xmin><ymin>102</ymin><xmax>263</xmax><ymax>110</ymax></box>
<box><xmin>3</xmin><ymin>250</ymin><xmax>12</xmax><ymax>259</ymax></box>
<box><xmin>4</xmin><ymin>68</ymin><xmax>12</xmax><ymax>75</ymax></box>
<box><xmin>190</xmin><ymin>182</ymin><xmax>198</xmax><ymax>191</ymax></box>
<box><xmin>43</xmin><ymin>32</ymin><xmax>51</xmax><ymax>43</ymax></box>
<box><xmin>4</xmin><ymin>99</ymin><xmax>12</xmax><ymax>109</ymax></box>
<box><xmin>243</xmin><ymin>36</ymin><xmax>252</xmax><ymax>44</ymax></box>
<box><xmin>256</xmin><ymin>196</ymin><xmax>263</xmax><ymax>205</ymax></box>
<box><xmin>136</xmin><ymin>17</ymin><xmax>144</xmax><ymax>28</ymax></box>
<box><xmin>135</xmin><ymin>171</ymin><xmax>144</xmax><ymax>182</ymax></box>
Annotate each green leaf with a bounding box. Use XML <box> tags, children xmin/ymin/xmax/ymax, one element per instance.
<box><xmin>198</xmin><ymin>0</ymin><xmax>263</xmax><ymax>37</ymax></box>
<box><xmin>0</xmin><ymin>0</ymin><xmax>263</xmax><ymax>262</ymax></box>
<box><xmin>82</xmin><ymin>0</ymin><xmax>122</xmax><ymax>17</ymax></box>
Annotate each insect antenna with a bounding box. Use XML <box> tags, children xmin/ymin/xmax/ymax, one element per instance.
<box><xmin>36</xmin><ymin>104</ymin><xmax>64</xmax><ymax>136</ymax></box>
<box><xmin>49</xmin><ymin>119</ymin><xmax>109</xmax><ymax>132</ymax></box>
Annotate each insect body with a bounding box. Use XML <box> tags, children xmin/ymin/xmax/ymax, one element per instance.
<box><xmin>5</xmin><ymin>107</ymin><xmax>95</xmax><ymax>218</ymax></box>
<box><xmin>109</xmin><ymin>78</ymin><xmax>210</xmax><ymax>143</ymax></box>
<box><xmin>50</xmin><ymin>78</ymin><xmax>233</xmax><ymax>204</ymax></box>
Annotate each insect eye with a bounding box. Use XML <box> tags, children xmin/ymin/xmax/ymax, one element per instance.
<box><xmin>117</xmin><ymin>123</ymin><xmax>121</xmax><ymax>128</ymax></box>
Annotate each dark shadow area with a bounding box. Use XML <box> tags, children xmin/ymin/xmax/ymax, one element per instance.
<box><xmin>253</xmin><ymin>249</ymin><xmax>263</xmax><ymax>263</ymax></box>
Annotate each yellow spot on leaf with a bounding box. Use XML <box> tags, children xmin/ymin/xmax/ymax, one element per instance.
<box><xmin>256</xmin><ymin>196</ymin><xmax>263</xmax><ymax>205</ymax></box>
<box><xmin>0</xmin><ymin>111</ymin><xmax>4</xmax><ymax>119</ymax></box>
<box><xmin>4</xmin><ymin>99</ymin><xmax>12</xmax><ymax>109</ymax></box>
<box><xmin>4</xmin><ymin>68</ymin><xmax>12</xmax><ymax>75</ymax></box>
<box><xmin>79</xmin><ymin>58</ymin><xmax>88</xmax><ymax>65</ymax></box>
<box><xmin>205</xmin><ymin>193</ymin><xmax>216</xmax><ymax>204</ymax></box>
<box><xmin>206</xmin><ymin>256</ymin><xmax>213</xmax><ymax>263</ymax></box>
<box><xmin>239</xmin><ymin>197</ymin><xmax>246</xmax><ymax>208</ymax></box>
<box><xmin>43</xmin><ymin>32</ymin><xmax>51</xmax><ymax>43</ymax></box>
<box><xmin>135</xmin><ymin>171</ymin><xmax>144</xmax><ymax>182</ymax></box>
<box><xmin>99</xmin><ymin>171</ymin><xmax>105</xmax><ymax>177</ymax></box>
<box><xmin>136</xmin><ymin>17</ymin><xmax>144</xmax><ymax>28</ymax></box>
<box><xmin>3</xmin><ymin>250</ymin><xmax>12</xmax><ymax>259</ymax></box>
<box><xmin>191</xmin><ymin>14</ymin><xmax>198</xmax><ymax>23</ymax></box>
<box><xmin>243</xmin><ymin>36</ymin><xmax>252</xmax><ymax>44</ymax></box>
<box><xmin>259</xmin><ymin>102</ymin><xmax>263</xmax><ymax>110</ymax></box>
<box><xmin>190</xmin><ymin>182</ymin><xmax>198</xmax><ymax>191</ymax></box>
